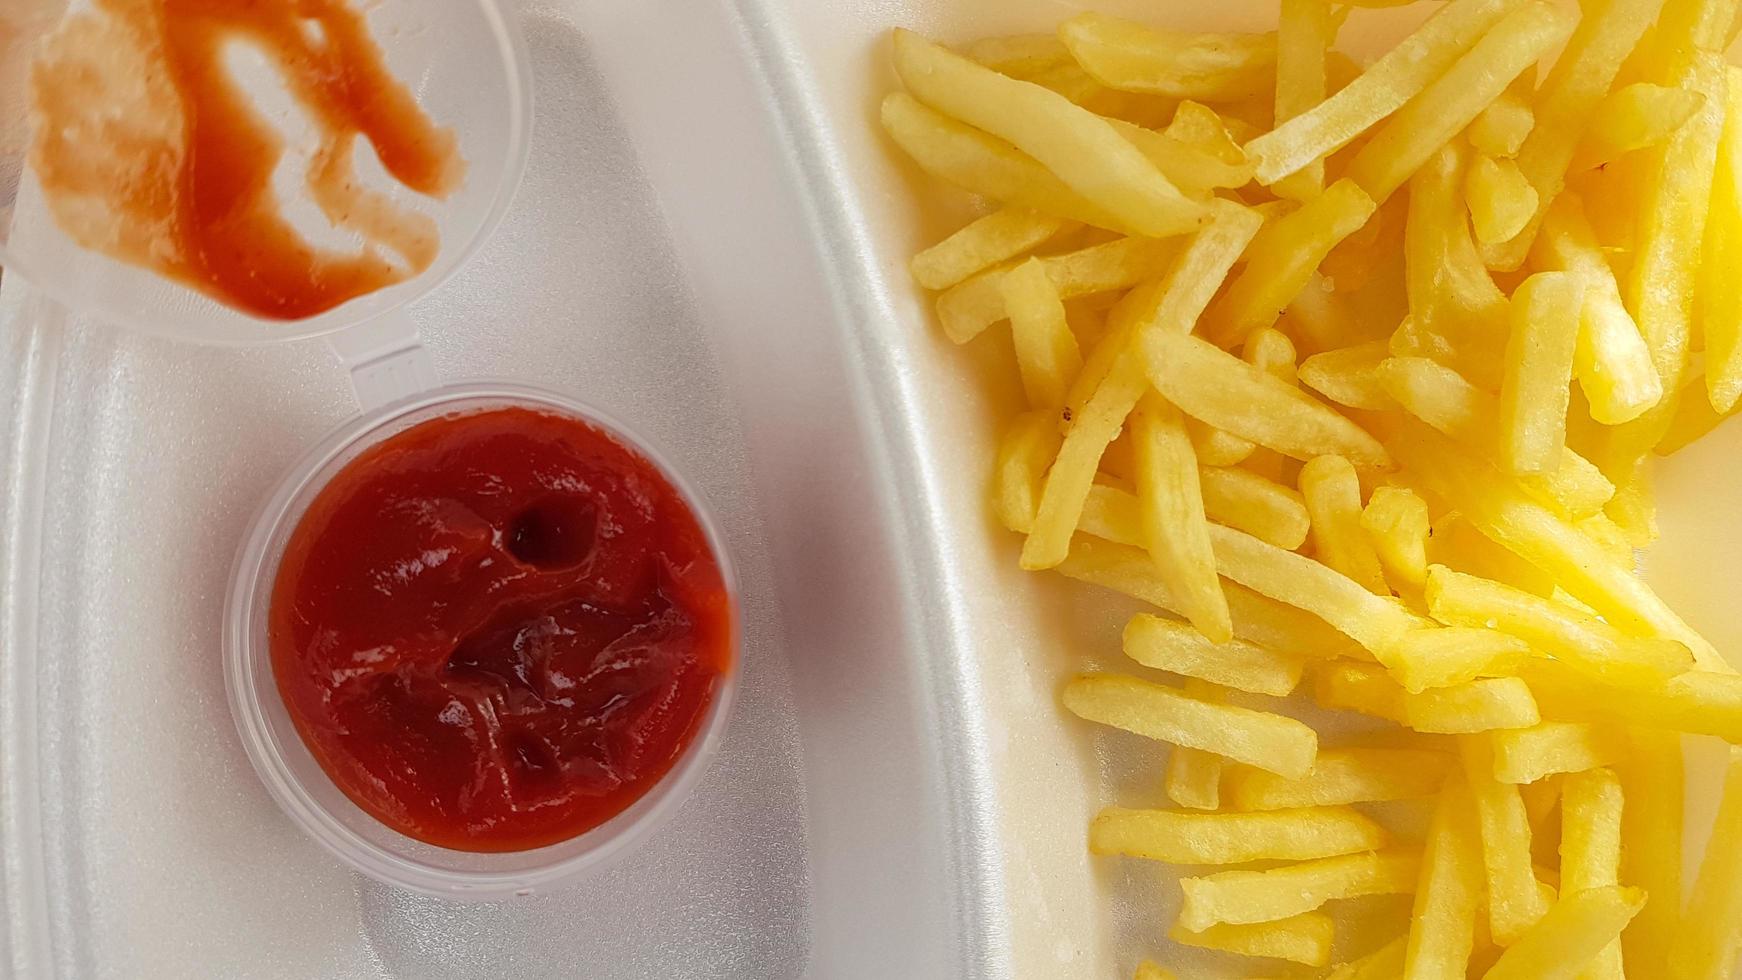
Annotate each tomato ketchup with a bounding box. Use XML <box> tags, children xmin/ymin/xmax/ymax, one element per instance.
<box><xmin>269</xmin><ymin>406</ymin><xmax>733</xmax><ymax>852</ymax></box>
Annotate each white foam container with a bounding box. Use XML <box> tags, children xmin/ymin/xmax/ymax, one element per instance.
<box><xmin>4</xmin><ymin>0</ymin><xmax>1741</xmax><ymax>977</ymax></box>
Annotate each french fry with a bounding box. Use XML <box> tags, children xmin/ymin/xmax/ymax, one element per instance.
<box><xmin>994</xmin><ymin>410</ymin><xmax>1063</xmax><ymax>534</ymax></box>
<box><xmin>891</xmin><ymin>30</ymin><xmax>1207</xmax><ymax>238</ymax></box>
<box><xmin>1390</xmin><ymin>626</ymin><xmax>1529</xmax><ymax>693</ymax></box>
<box><xmin>1467</xmin><ymin>88</ymin><xmax>1535</xmax><ymax>158</ymax></box>
<box><xmin>1132</xmin><ymin>393</ymin><xmax>1231</xmax><ymax>640</ymax></box>
<box><xmin>1179</xmin><ymin>849</ymin><xmax>1421</xmax><ymax>930</ymax></box>
<box><xmin>964</xmin><ymin>34</ymin><xmax>1072</xmax><ymax>77</ymax></box>
<box><xmin>1498</xmin><ymin>272</ymin><xmax>1585</xmax><ymax>474</ymax></box>
<box><xmin>1186</xmin><ymin>419</ymin><xmax>1256</xmax><ymax>467</ymax></box>
<box><xmin>1560</xmin><ymin>767</ymin><xmax>1624</xmax><ymax>979</ymax></box>
<box><xmin>1570</xmin><ymin>82</ymin><xmax>1706</xmax><ymax>172</ymax></box>
<box><xmin>1404</xmin><ymin>773</ymin><xmax>1484</xmax><ymax>980</ymax></box>
<box><xmin>1328</xmin><ymin>935</ymin><xmax>1409</xmax><ymax>980</ymax></box>
<box><xmin>1387</xmin><ymin>420</ymin><xmax>1724</xmax><ymax>670</ymax></box>
<box><xmin>1201</xmin><ymin>466</ymin><xmax>1311</xmax><ymax>550</ymax></box>
<box><xmin>1273</xmin><ymin>0</ymin><xmax>1340</xmax><ymax>200</ymax></box>
<box><xmin>1379</xmin><ymin>357</ymin><xmax>1614</xmax><ymax>518</ymax></box>
<box><xmin>1429</xmin><ymin>513</ymin><xmax>1557</xmax><ymax>597</ymax></box>
<box><xmin>1228</xmin><ymin>747</ymin><xmax>1450</xmax><ymax>809</ymax></box>
<box><xmin>1343</xmin><ymin>2</ymin><xmax>1576</xmax><ymax>204</ymax></box>
<box><xmin>1700</xmin><ymin>65</ymin><xmax>1742</xmax><ymax>414</ymax></box>
<box><xmin>1425</xmin><ymin>565</ymin><xmax>1692</xmax><ymax>684</ymax></box>
<box><xmin>1403</xmin><ymin>143</ymin><xmax>1509</xmax><ymax>356</ymax></box>
<box><xmin>1089</xmin><ymin>804</ymin><xmax>1387</xmax><ymax>863</ymax></box>
<box><xmin>1208</xmin><ymin>523</ymin><xmax>1420</xmax><ymax>654</ymax></box>
<box><xmin>1245</xmin><ymin>326</ymin><xmax>1300</xmax><ymax>380</ymax></box>
<box><xmin>880</xmin><ymin>93</ymin><xmax>1133</xmax><ymax>231</ymax></box>
<box><xmin>1300</xmin><ymin>454</ymin><xmax>1390</xmax><ymax>596</ymax></box>
<box><xmin>1003</xmin><ymin>258</ymin><xmax>1085</xmax><ymax>407</ymax></box>
<box><xmin>1528</xmin><ymin>191</ymin><xmax>1661</xmax><ymax>425</ymax></box>
<box><xmin>1168</xmin><ymin>912</ymin><xmax>1334</xmax><ymax>967</ymax></box>
<box><xmin>911</xmin><ymin>208</ymin><xmax>1071</xmax><ymax>290</ymax></box>
<box><xmin>1465</xmin><ymin>154</ymin><xmax>1538</xmax><ymax>245</ymax></box>
<box><xmin>1490</xmin><ymin>722</ymin><xmax>1625</xmax><ymax>783</ymax></box>
<box><xmin>1604</xmin><ymin>458</ymin><xmax>1659</xmax><ymax>547</ymax></box>
<box><xmin>1203</xmin><ymin>179</ymin><xmax>1378</xmax><ymax>347</ymax></box>
<box><xmin>1461</xmin><ymin>735</ymin><xmax>1551</xmax><ymax>943</ymax></box>
<box><xmin>1481</xmin><ymin>0</ymin><xmax>1664</xmax><ymax>267</ymax></box>
<box><xmin>1298</xmin><ymin>341</ymin><xmax>1396</xmax><ymax>411</ymax></box>
<box><xmin>1655</xmin><ymin>381</ymin><xmax>1741</xmax><ymax>454</ymax></box>
<box><xmin>1064</xmin><ymin>674</ymin><xmax>1318</xmax><ymax>776</ymax></box>
<box><xmin>1058</xmin><ymin>536</ymin><xmax>1360</xmax><ymax>657</ymax></box>
<box><xmin>1124</xmin><ymin>613</ymin><xmax>1304</xmax><ymax>696</ymax></box>
<box><xmin>1315</xmin><ymin>661</ymin><xmax>1410</xmax><ymax>723</ymax></box>
<box><xmin>1022</xmin><ymin>352</ymin><xmax>1147</xmax><ymax>569</ymax></box>
<box><xmin>1058</xmin><ymin>13</ymin><xmax>1277</xmax><ymax>102</ymax></box>
<box><xmin>1407</xmin><ymin>677</ymin><xmax>1541</xmax><ymax>734</ymax></box>
<box><xmin>1143</xmin><ymin>329</ymin><xmax>1391</xmax><ymax>467</ymax></box>
<box><xmin>1107</xmin><ymin>116</ymin><xmax>1255</xmax><ymax>199</ymax></box>
<box><xmin>1116</xmin><ymin>198</ymin><xmax>1266</xmax><ymax>341</ymax></box>
<box><xmin>1619</xmin><ymin>727</ymin><xmax>1684</xmax><ymax>974</ymax></box>
<box><xmin>939</xmin><ymin>236</ymin><xmax>1178</xmax><ymax>344</ymax></box>
<box><xmin>1244</xmin><ymin>0</ymin><xmax>1526</xmax><ymax>184</ymax></box>
<box><xmin>1482</xmin><ymin>886</ymin><xmax>1646</xmax><ymax>980</ymax></box>
<box><xmin>1166</xmin><ymin>709</ymin><xmax>1226</xmax><ymax>810</ymax></box>
<box><xmin>1667</xmin><ymin>747</ymin><xmax>1742</xmax><ymax>979</ymax></box>
<box><xmin>1517</xmin><ymin>658</ymin><xmax>1742</xmax><ymax>742</ymax></box>
<box><xmin>1362</xmin><ymin>485</ymin><xmax>1431</xmax><ymax>588</ymax></box>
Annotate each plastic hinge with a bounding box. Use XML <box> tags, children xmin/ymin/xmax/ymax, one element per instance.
<box><xmin>326</xmin><ymin>312</ymin><xmax>437</xmax><ymax>411</ymax></box>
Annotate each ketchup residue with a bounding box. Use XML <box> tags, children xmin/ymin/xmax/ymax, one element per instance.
<box><xmin>29</xmin><ymin>0</ymin><xmax>464</xmax><ymax>320</ymax></box>
<box><xmin>270</xmin><ymin>407</ymin><xmax>734</xmax><ymax>852</ymax></box>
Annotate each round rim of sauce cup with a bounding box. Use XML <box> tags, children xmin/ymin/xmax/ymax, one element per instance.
<box><xmin>222</xmin><ymin>382</ymin><xmax>740</xmax><ymax>899</ymax></box>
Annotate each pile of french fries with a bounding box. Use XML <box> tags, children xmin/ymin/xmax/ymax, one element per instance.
<box><xmin>883</xmin><ymin>0</ymin><xmax>1742</xmax><ymax>975</ymax></box>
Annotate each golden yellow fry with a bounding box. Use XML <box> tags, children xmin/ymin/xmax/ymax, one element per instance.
<box><xmin>1387</xmin><ymin>420</ymin><xmax>1724</xmax><ymax>669</ymax></box>
<box><xmin>1377</xmin><ymin>357</ymin><xmax>1613</xmax><ymax>517</ymax></box>
<box><xmin>1144</xmin><ymin>329</ymin><xmax>1391</xmax><ymax>467</ymax></box>
<box><xmin>1603</xmin><ymin>457</ymin><xmax>1659</xmax><ymax>547</ymax></box>
<box><xmin>1519</xmin><ymin>658</ymin><xmax>1742</xmax><ymax>742</ymax></box>
<box><xmin>1245</xmin><ymin>326</ymin><xmax>1300</xmax><ymax>377</ymax></box>
<box><xmin>994</xmin><ymin>410</ymin><xmax>1062</xmax><ymax>534</ymax></box>
<box><xmin>1405</xmin><ymin>773</ymin><xmax>1484</xmax><ymax>980</ymax></box>
<box><xmin>1204</xmin><ymin>179</ymin><xmax>1378</xmax><ymax>347</ymax></box>
<box><xmin>1057</xmin><ymin>536</ymin><xmax>1359</xmax><ymax>657</ymax></box>
<box><xmin>1132</xmin><ymin>960</ymin><xmax>1177</xmax><ymax>980</ymax></box>
<box><xmin>1186</xmin><ymin>419</ymin><xmax>1256</xmax><ymax>467</ymax></box>
<box><xmin>1298</xmin><ymin>341</ymin><xmax>1396</xmax><ymax>411</ymax></box>
<box><xmin>1245</xmin><ymin>0</ymin><xmax>1525</xmax><ymax>184</ymax></box>
<box><xmin>1167</xmin><ymin>751</ymin><xmax>1225</xmax><ymax>811</ymax></box>
<box><xmin>880</xmin><ymin>93</ymin><xmax>1132</xmax><ymax>231</ymax></box>
<box><xmin>1482</xmin><ymin>886</ymin><xmax>1646</xmax><ymax>980</ymax></box>
<box><xmin>964</xmin><ymin>34</ymin><xmax>1071</xmax><ymax>77</ymax></box>
<box><xmin>1461</xmin><ymin>736</ymin><xmax>1550</xmax><ymax>943</ymax></box>
<box><xmin>1288</xmin><ymin>273</ymin><xmax>1373</xmax><ymax>356</ymax></box>
<box><xmin>1209</xmin><ymin>523</ymin><xmax>1419</xmax><ymax>655</ymax></box>
<box><xmin>1700</xmin><ymin>66</ymin><xmax>1742</xmax><ymax>414</ymax></box>
<box><xmin>1131</xmin><ymin>393</ymin><xmax>1231</xmax><ymax>640</ymax></box>
<box><xmin>1201</xmin><ymin>466</ymin><xmax>1311</xmax><ymax>550</ymax></box>
<box><xmin>1315</xmin><ymin>661</ymin><xmax>1410</xmax><ymax>723</ymax></box>
<box><xmin>1571</xmin><ymin>82</ymin><xmax>1705</xmax><ymax>171</ymax></box>
<box><xmin>891</xmin><ymin>30</ymin><xmax>1206</xmax><ymax>238</ymax></box>
<box><xmin>1299</xmin><ymin>455</ymin><xmax>1389</xmax><ymax>598</ymax></box>
<box><xmin>1344</xmin><ymin>2</ymin><xmax>1575</xmax><ymax>204</ymax></box>
<box><xmin>1228</xmin><ymin>747</ymin><xmax>1450</xmax><ymax>810</ymax></box>
<box><xmin>1179</xmin><ymin>849</ymin><xmax>1420</xmax><ymax>931</ymax></box>
<box><xmin>1655</xmin><ymin>381</ymin><xmax>1742</xmax><ymax>454</ymax></box>
<box><xmin>1528</xmin><ymin>191</ymin><xmax>1661</xmax><ymax>425</ymax></box>
<box><xmin>1390</xmin><ymin>626</ymin><xmax>1529</xmax><ymax>693</ymax></box>
<box><xmin>1467</xmin><ymin>89</ymin><xmax>1535</xmax><ymax>158</ymax></box>
<box><xmin>1058</xmin><ymin>13</ymin><xmax>1277</xmax><ymax>102</ymax></box>
<box><xmin>938</xmin><ymin>236</ymin><xmax>1177</xmax><ymax>344</ymax></box>
<box><xmin>1576</xmin><ymin>511</ymin><xmax>1637</xmax><ymax>568</ymax></box>
<box><xmin>1490</xmin><ymin>722</ymin><xmax>1625</xmax><ymax>783</ymax></box>
<box><xmin>1169</xmin><ymin>912</ymin><xmax>1334</xmax><ymax>967</ymax></box>
<box><xmin>1273</xmin><ymin>0</ymin><xmax>1339</xmax><ymax>200</ymax></box>
<box><xmin>1666</xmin><ymin>747</ymin><xmax>1742</xmax><ymax>979</ymax></box>
<box><xmin>1064</xmin><ymin>673</ymin><xmax>1317</xmax><ymax>776</ymax></box>
<box><xmin>1619</xmin><ymin>727</ymin><xmax>1684</xmax><ymax>974</ymax></box>
<box><xmin>1465</xmin><ymin>154</ymin><xmax>1538</xmax><ymax>245</ymax></box>
<box><xmin>1428</xmin><ymin>513</ymin><xmax>1556</xmax><ymax>597</ymax></box>
<box><xmin>911</xmin><ymin>208</ymin><xmax>1071</xmax><ymax>291</ymax></box>
<box><xmin>1002</xmin><ymin>258</ymin><xmax>1084</xmax><ymax>408</ymax></box>
<box><xmin>1402</xmin><ymin>143</ymin><xmax>1509</xmax><ymax>363</ymax></box>
<box><xmin>1124</xmin><ymin>613</ymin><xmax>1304</xmax><ymax>696</ymax></box>
<box><xmin>1407</xmin><ymin>677</ymin><xmax>1541</xmax><ymax>734</ymax></box>
<box><xmin>1107</xmin><ymin>116</ymin><xmax>1255</xmax><ymax>199</ymax></box>
<box><xmin>1329</xmin><ymin>935</ymin><xmax>1408</xmax><ymax>980</ymax></box>
<box><xmin>1425</xmin><ymin>565</ymin><xmax>1690</xmax><ymax>684</ymax></box>
<box><xmin>1362</xmin><ymin>485</ymin><xmax>1430</xmax><ymax>588</ymax></box>
<box><xmin>1481</xmin><ymin>0</ymin><xmax>1664</xmax><ymax>267</ymax></box>
<box><xmin>1089</xmin><ymin>804</ymin><xmax>1387</xmax><ymax>863</ymax></box>
<box><xmin>1023</xmin><ymin>352</ymin><xmax>1147</xmax><ymax>569</ymax></box>
<box><xmin>1499</xmin><ymin>272</ymin><xmax>1585</xmax><ymax>474</ymax></box>
<box><xmin>1560</xmin><ymin>767</ymin><xmax>1624</xmax><ymax>980</ymax></box>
